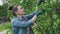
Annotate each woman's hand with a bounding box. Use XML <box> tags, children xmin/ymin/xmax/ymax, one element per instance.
<box><xmin>36</xmin><ymin>6</ymin><xmax>39</xmax><ymax>11</ymax></box>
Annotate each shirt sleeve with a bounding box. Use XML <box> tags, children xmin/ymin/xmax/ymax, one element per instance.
<box><xmin>11</xmin><ymin>19</ymin><xmax>34</xmax><ymax>27</ymax></box>
<box><xmin>25</xmin><ymin>12</ymin><xmax>36</xmax><ymax>20</ymax></box>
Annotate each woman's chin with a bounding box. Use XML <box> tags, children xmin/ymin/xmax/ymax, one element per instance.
<box><xmin>23</xmin><ymin>13</ymin><xmax>25</xmax><ymax>15</ymax></box>
<box><xmin>21</xmin><ymin>14</ymin><xmax>25</xmax><ymax>15</ymax></box>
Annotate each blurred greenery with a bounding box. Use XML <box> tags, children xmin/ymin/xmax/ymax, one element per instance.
<box><xmin>0</xmin><ymin>0</ymin><xmax>60</xmax><ymax>34</ymax></box>
<box><xmin>0</xmin><ymin>22</ymin><xmax>13</xmax><ymax>34</ymax></box>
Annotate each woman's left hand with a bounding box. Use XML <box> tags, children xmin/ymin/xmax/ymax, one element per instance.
<box><xmin>35</xmin><ymin>6</ymin><xmax>39</xmax><ymax>12</ymax></box>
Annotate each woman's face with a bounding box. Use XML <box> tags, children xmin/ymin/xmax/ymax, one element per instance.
<box><xmin>15</xmin><ymin>6</ymin><xmax>25</xmax><ymax>15</ymax></box>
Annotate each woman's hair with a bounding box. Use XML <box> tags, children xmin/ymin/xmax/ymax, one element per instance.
<box><xmin>9</xmin><ymin>5</ymin><xmax>18</xmax><ymax>16</ymax></box>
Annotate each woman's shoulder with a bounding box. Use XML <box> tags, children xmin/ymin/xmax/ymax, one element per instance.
<box><xmin>11</xmin><ymin>16</ymin><xmax>19</xmax><ymax>22</ymax></box>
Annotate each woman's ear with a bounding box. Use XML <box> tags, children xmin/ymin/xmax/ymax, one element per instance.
<box><xmin>15</xmin><ymin>11</ymin><xmax>18</xmax><ymax>15</ymax></box>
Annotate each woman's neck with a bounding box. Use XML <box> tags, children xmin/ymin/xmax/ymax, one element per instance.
<box><xmin>17</xmin><ymin>15</ymin><xmax>23</xmax><ymax>19</ymax></box>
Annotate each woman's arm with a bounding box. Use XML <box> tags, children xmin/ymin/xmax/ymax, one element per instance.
<box><xmin>11</xmin><ymin>20</ymin><xmax>33</xmax><ymax>27</ymax></box>
<box><xmin>11</xmin><ymin>15</ymin><xmax>37</xmax><ymax>28</ymax></box>
<box><xmin>30</xmin><ymin>15</ymin><xmax>37</xmax><ymax>22</ymax></box>
<box><xmin>25</xmin><ymin>12</ymin><xmax>36</xmax><ymax>20</ymax></box>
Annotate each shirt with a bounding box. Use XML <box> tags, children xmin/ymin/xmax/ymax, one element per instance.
<box><xmin>11</xmin><ymin>12</ymin><xmax>36</xmax><ymax>34</ymax></box>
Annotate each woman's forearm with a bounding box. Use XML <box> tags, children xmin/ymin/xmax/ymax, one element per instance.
<box><xmin>30</xmin><ymin>15</ymin><xmax>37</xmax><ymax>22</ymax></box>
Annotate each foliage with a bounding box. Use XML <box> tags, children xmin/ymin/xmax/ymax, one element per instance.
<box><xmin>0</xmin><ymin>22</ymin><xmax>12</xmax><ymax>34</ymax></box>
<box><xmin>0</xmin><ymin>22</ymin><xmax>12</xmax><ymax>31</ymax></box>
<box><xmin>0</xmin><ymin>0</ymin><xmax>60</xmax><ymax>34</ymax></box>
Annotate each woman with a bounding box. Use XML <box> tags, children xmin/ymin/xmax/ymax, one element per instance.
<box><xmin>9</xmin><ymin>5</ymin><xmax>43</xmax><ymax>34</ymax></box>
